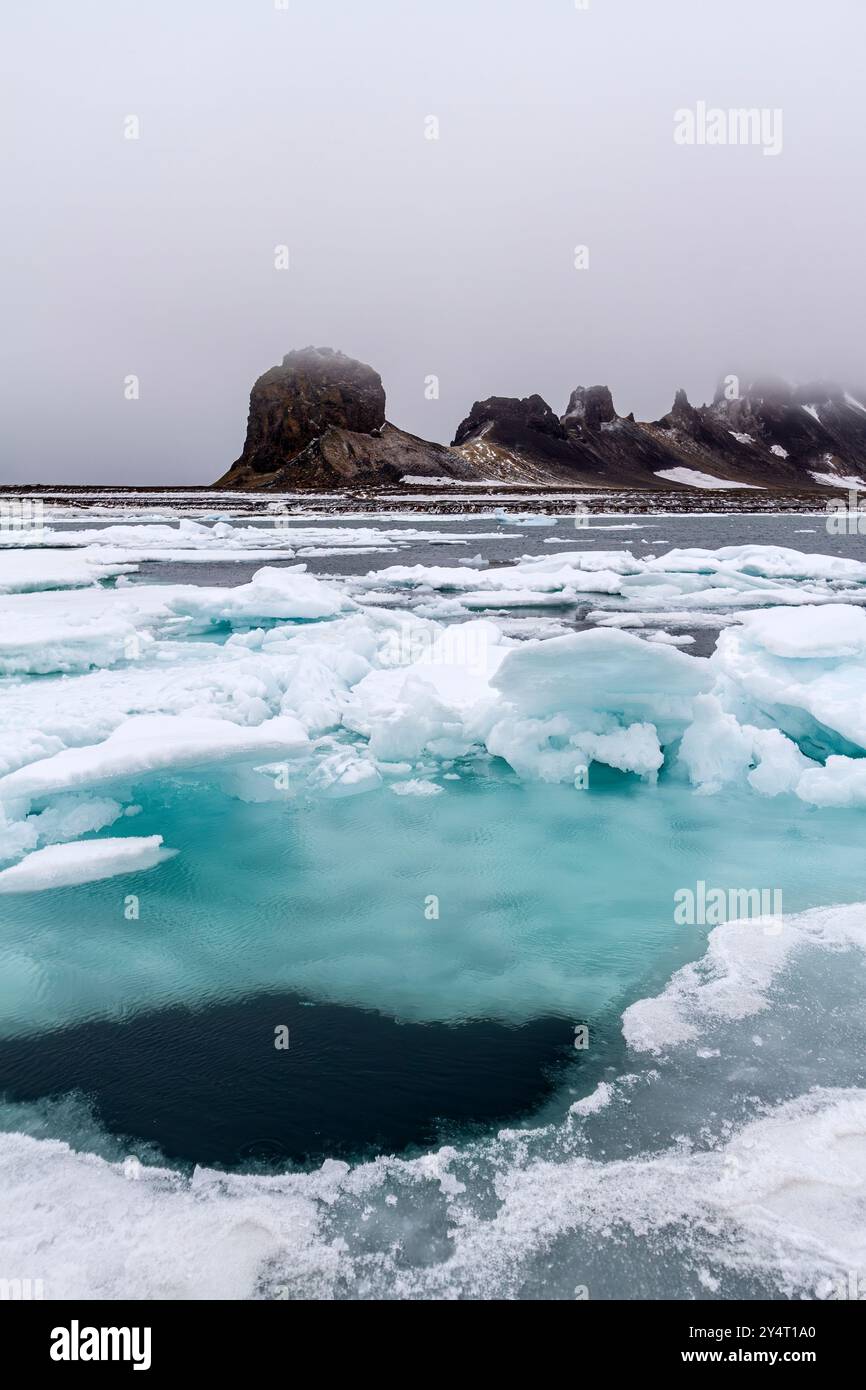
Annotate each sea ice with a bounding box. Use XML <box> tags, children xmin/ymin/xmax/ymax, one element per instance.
<box><xmin>1</xmin><ymin>532</ymin><xmax>866</xmax><ymax>1302</ymax></box>
<box><xmin>0</xmin><ymin>835</ymin><xmax>175</xmax><ymax>893</ymax></box>
<box><xmin>0</xmin><ymin>549</ymin><xmax>137</xmax><ymax>593</ymax></box>
<box><xmin>0</xmin><ymin>713</ymin><xmax>309</xmax><ymax>810</ymax></box>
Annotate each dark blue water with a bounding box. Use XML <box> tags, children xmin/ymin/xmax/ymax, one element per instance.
<box><xmin>0</xmin><ymin>996</ymin><xmax>579</xmax><ymax>1169</ymax></box>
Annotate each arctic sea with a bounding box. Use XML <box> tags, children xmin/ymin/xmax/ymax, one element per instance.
<box><xmin>1</xmin><ymin>503</ymin><xmax>865</xmax><ymax>1300</ymax></box>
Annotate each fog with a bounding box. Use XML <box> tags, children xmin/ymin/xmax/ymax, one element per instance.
<box><xmin>2</xmin><ymin>0</ymin><xmax>864</xmax><ymax>483</ymax></box>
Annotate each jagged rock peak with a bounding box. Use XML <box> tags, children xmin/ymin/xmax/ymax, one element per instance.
<box><xmin>562</xmin><ymin>386</ymin><xmax>617</xmax><ymax>433</ymax></box>
<box><xmin>657</xmin><ymin>387</ymin><xmax>699</xmax><ymax>430</ymax></box>
<box><xmin>673</xmin><ymin>387</ymin><xmax>697</xmax><ymax>416</ymax></box>
<box><xmin>452</xmin><ymin>394</ymin><xmax>567</xmax><ymax>446</ymax></box>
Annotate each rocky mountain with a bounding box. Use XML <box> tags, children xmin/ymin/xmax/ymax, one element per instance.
<box><xmin>452</xmin><ymin>378</ymin><xmax>866</xmax><ymax>490</ymax></box>
<box><xmin>453</xmin><ymin>387</ymin><xmax>688</xmax><ymax>487</ymax></box>
<box><xmin>642</xmin><ymin>379</ymin><xmax>866</xmax><ymax>489</ymax></box>
<box><xmin>216</xmin><ymin>347</ymin><xmax>473</xmax><ymax>488</ymax></box>
<box><xmin>216</xmin><ymin>348</ymin><xmax>866</xmax><ymax>491</ymax></box>
<box><xmin>452</xmin><ymin>395</ymin><xmax>582</xmax><ymax>483</ymax></box>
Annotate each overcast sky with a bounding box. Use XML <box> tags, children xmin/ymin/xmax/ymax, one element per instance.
<box><xmin>2</xmin><ymin>0</ymin><xmax>864</xmax><ymax>484</ymax></box>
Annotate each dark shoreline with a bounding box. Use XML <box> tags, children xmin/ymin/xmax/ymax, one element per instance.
<box><xmin>0</xmin><ymin>482</ymin><xmax>846</xmax><ymax>516</ymax></box>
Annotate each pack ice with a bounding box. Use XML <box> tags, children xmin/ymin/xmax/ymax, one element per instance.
<box><xmin>2</xmin><ymin>534</ymin><xmax>866</xmax><ymax>880</ymax></box>
<box><xmin>2</xmin><ymin>525</ymin><xmax>866</xmax><ymax>1299</ymax></box>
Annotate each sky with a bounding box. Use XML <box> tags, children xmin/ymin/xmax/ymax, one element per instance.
<box><xmin>1</xmin><ymin>0</ymin><xmax>864</xmax><ymax>484</ymax></box>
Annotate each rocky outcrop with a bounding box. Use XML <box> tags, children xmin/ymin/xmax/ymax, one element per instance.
<box><xmin>451</xmin><ymin>394</ymin><xmax>591</xmax><ymax>483</ymax></box>
<box><xmin>453</xmin><ymin>394</ymin><xmax>568</xmax><ymax>447</ymax></box>
<box><xmin>451</xmin><ymin>378</ymin><xmax>866</xmax><ymax>489</ymax></box>
<box><xmin>265</xmin><ymin>422</ymin><xmax>477</xmax><ymax>489</ymax></box>
<box><xmin>221</xmin><ymin>347</ymin><xmax>385</xmax><ymax>485</ymax></box>
<box><xmin>658</xmin><ymin>388</ymin><xmax>701</xmax><ymax>433</ymax></box>
<box><xmin>216</xmin><ymin>349</ymin><xmax>866</xmax><ymax>491</ymax></box>
<box><xmin>562</xmin><ymin>385</ymin><xmax>617</xmax><ymax>435</ymax></box>
<box><xmin>643</xmin><ymin>379</ymin><xmax>866</xmax><ymax>488</ymax></box>
<box><xmin>450</xmin><ymin>386</ymin><xmax>705</xmax><ymax>486</ymax></box>
<box><xmin>215</xmin><ymin>346</ymin><xmax>472</xmax><ymax>488</ymax></box>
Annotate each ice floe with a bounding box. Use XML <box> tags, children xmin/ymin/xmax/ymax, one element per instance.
<box><xmin>0</xmin><ymin>714</ymin><xmax>309</xmax><ymax>812</ymax></box>
<box><xmin>0</xmin><ymin>835</ymin><xmax>175</xmax><ymax>893</ymax></box>
<box><xmin>349</xmin><ymin>544</ymin><xmax>866</xmax><ymax>625</ymax></box>
<box><xmin>2</xmin><ymin>542</ymin><xmax>866</xmax><ymax>868</ymax></box>
<box><xmin>0</xmin><ymin>549</ymin><xmax>138</xmax><ymax>593</ymax></box>
<box><xmin>0</xmin><ymin>519</ymin><xmax>521</xmax><ymax>564</ymax></box>
<box><xmin>1</xmin><ymin>530</ymin><xmax>865</xmax><ymax>1301</ymax></box>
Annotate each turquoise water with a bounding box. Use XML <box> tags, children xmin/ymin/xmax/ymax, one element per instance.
<box><xmin>2</xmin><ymin>514</ymin><xmax>866</xmax><ymax>1298</ymax></box>
<box><xmin>0</xmin><ymin>759</ymin><xmax>862</xmax><ymax>1046</ymax></box>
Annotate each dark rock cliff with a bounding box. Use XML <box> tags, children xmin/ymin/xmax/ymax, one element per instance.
<box><xmin>216</xmin><ymin>348</ymin><xmax>866</xmax><ymax>491</ymax></box>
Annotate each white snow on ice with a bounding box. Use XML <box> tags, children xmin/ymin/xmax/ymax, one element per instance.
<box><xmin>1</xmin><ymin>530</ymin><xmax>866</xmax><ymax>1298</ymax></box>
<box><xmin>0</xmin><ymin>836</ymin><xmax>175</xmax><ymax>893</ymax></box>
<box><xmin>653</xmin><ymin>468</ymin><xmax>761</xmax><ymax>490</ymax></box>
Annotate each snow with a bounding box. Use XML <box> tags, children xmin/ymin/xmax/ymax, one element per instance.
<box><xmin>770</xmin><ymin>444</ymin><xmax>788</xmax><ymax>458</ymax></box>
<box><xmin>734</xmin><ymin>603</ymin><xmax>866</xmax><ymax>658</ymax></box>
<box><xmin>353</xmin><ymin>543</ymin><xmax>866</xmax><ymax>627</ymax></box>
<box><xmin>543</xmin><ymin>523</ymin><xmax>647</xmax><ymax>534</ymax></box>
<box><xmin>0</xmin><ymin>714</ymin><xmax>309</xmax><ymax>809</ymax></box>
<box><xmin>653</xmin><ymin>467</ymin><xmax>761</xmax><ymax>490</ymax></box>
<box><xmin>400</xmin><ymin>475</ymin><xmax>460</xmax><ymax>486</ymax></box>
<box><xmin>0</xmin><ymin>836</ymin><xmax>175</xmax><ymax>892</ymax></box>
<box><xmin>1</xmin><ymin>520</ymin><xmax>524</xmax><ymax>564</ymax></box>
<box><xmin>796</xmin><ymin>756</ymin><xmax>866</xmax><ymax>807</ymax></box>
<box><xmin>166</xmin><ymin>566</ymin><xmax>355</xmax><ymax>626</ymax></box>
<box><xmin>390</xmin><ymin>779</ymin><xmax>443</xmax><ymax>796</ymax></box>
<box><xmin>623</xmin><ymin>902</ymin><xmax>866</xmax><ymax>1053</ymax></box>
<box><xmin>3</xmin><ymin>538</ymin><xmax>866</xmax><ymax>883</ymax></box>
<box><xmin>645</xmin><ymin>630</ymin><xmax>694</xmax><ymax>646</ymax></box>
<box><xmin>4</xmin><ymin>538</ymin><xmax>866</xmax><ymax>833</ymax></box>
<box><xmin>802</xmin><ymin>404</ymin><xmax>821</xmax><ymax>422</ymax></box>
<box><xmin>494</xmin><ymin>509</ymin><xmax>554</xmax><ymax>526</ymax></box>
<box><xmin>0</xmin><ymin>549</ymin><xmax>137</xmax><ymax>593</ymax></box>
<box><xmin>701</xmin><ymin>604</ymin><xmax>866</xmax><ymax>795</ymax></box>
<box><xmin>728</xmin><ymin>431</ymin><xmax>755</xmax><ymax>445</ymax></box>
<box><xmin>569</xmin><ymin>1081</ymin><xmax>614</xmax><ymax>1115</ymax></box>
<box><xmin>810</xmin><ymin>471</ymin><xmax>866</xmax><ymax>489</ymax></box>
